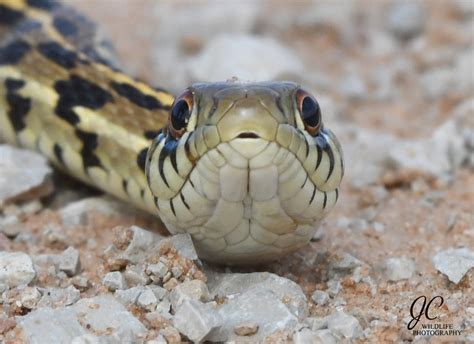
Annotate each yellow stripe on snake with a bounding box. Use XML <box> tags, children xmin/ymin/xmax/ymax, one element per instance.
<box><xmin>0</xmin><ymin>0</ymin><xmax>343</xmax><ymax>264</ymax></box>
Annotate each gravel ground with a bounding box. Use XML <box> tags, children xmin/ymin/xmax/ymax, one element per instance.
<box><xmin>1</xmin><ymin>1</ymin><xmax>473</xmax><ymax>343</ymax></box>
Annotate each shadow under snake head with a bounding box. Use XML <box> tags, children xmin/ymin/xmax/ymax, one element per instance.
<box><xmin>146</xmin><ymin>81</ymin><xmax>344</xmax><ymax>264</ymax></box>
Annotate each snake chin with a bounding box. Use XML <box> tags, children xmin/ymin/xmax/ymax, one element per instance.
<box><xmin>156</xmin><ymin>137</ymin><xmax>339</xmax><ymax>264</ymax></box>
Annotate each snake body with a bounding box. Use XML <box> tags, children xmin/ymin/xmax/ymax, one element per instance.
<box><xmin>0</xmin><ymin>0</ymin><xmax>343</xmax><ymax>264</ymax></box>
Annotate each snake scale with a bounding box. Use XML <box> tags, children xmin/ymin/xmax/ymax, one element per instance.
<box><xmin>0</xmin><ymin>0</ymin><xmax>343</xmax><ymax>264</ymax></box>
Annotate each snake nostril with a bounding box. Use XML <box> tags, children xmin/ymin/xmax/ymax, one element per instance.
<box><xmin>237</xmin><ymin>132</ymin><xmax>260</xmax><ymax>139</ymax></box>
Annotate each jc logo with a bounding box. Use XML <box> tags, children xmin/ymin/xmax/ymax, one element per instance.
<box><xmin>407</xmin><ymin>295</ymin><xmax>444</xmax><ymax>330</ymax></box>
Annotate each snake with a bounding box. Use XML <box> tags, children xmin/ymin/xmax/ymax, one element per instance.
<box><xmin>0</xmin><ymin>0</ymin><xmax>343</xmax><ymax>264</ymax></box>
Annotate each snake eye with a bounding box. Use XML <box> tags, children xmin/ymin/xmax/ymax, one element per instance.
<box><xmin>296</xmin><ymin>89</ymin><xmax>321</xmax><ymax>136</ymax></box>
<box><xmin>169</xmin><ymin>89</ymin><xmax>193</xmax><ymax>138</ymax></box>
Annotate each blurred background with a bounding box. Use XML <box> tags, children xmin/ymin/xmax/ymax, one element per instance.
<box><xmin>71</xmin><ymin>0</ymin><xmax>473</xmax><ymax>189</ymax></box>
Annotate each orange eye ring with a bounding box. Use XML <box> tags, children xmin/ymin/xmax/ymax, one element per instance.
<box><xmin>296</xmin><ymin>89</ymin><xmax>322</xmax><ymax>136</ymax></box>
<box><xmin>169</xmin><ymin>89</ymin><xmax>193</xmax><ymax>138</ymax></box>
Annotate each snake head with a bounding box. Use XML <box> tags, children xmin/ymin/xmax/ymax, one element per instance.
<box><xmin>146</xmin><ymin>81</ymin><xmax>343</xmax><ymax>264</ymax></box>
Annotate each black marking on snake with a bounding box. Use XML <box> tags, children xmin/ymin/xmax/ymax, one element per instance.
<box><xmin>54</xmin><ymin>75</ymin><xmax>113</xmax><ymax>125</ymax></box>
<box><xmin>309</xmin><ymin>184</ymin><xmax>316</xmax><ymax>205</ymax></box>
<box><xmin>111</xmin><ymin>82</ymin><xmax>163</xmax><ymax>110</ymax></box>
<box><xmin>275</xmin><ymin>96</ymin><xmax>287</xmax><ymax>122</ymax></box>
<box><xmin>323</xmin><ymin>144</ymin><xmax>334</xmax><ymax>182</ymax></box>
<box><xmin>323</xmin><ymin>192</ymin><xmax>327</xmax><ymax>209</ymax></box>
<box><xmin>16</xmin><ymin>19</ymin><xmax>42</xmax><ymax>34</ymax></box>
<box><xmin>122</xmin><ymin>180</ymin><xmax>128</xmax><ymax>193</ymax></box>
<box><xmin>0</xmin><ymin>40</ymin><xmax>30</xmax><ymax>65</ymax></box>
<box><xmin>75</xmin><ymin>129</ymin><xmax>102</xmax><ymax>170</ymax></box>
<box><xmin>315</xmin><ymin>133</ymin><xmax>332</xmax><ymax>173</ymax></box>
<box><xmin>207</xmin><ymin>97</ymin><xmax>218</xmax><ymax>118</ymax></box>
<box><xmin>301</xmin><ymin>174</ymin><xmax>308</xmax><ymax>189</ymax></box>
<box><xmin>5</xmin><ymin>78</ymin><xmax>31</xmax><ymax>132</ymax></box>
<box><xmin>38</xmin><ymin>42</ymin><xmax>80</xmax><ymax>69</ymax></box>
<box><xmin>170</xmin><ymin>199</ymin><xmax>176</xmax><ymax>217</ymax></box>
<box><xmin>158</xmin><ymin>137</ymin><xmax>179</xmax><ymax>188</ymax></box>
<box><xmin>304</xmin><ymin>137</ymin><xmax>309</xmax><ymax>158</ymax></box>
<box><xmin>144</xmin><ymin>129</ymin><xmax>163</xmax><ymax>140</ymax></box>
<box><xmin>335</xmin><ymin>189</ymin><xmax>339</xmax><ymax>202</ymax></box>
<box><xmin>27</xmin><ymin>0</ymin><xmax>58</xmax><ymax>10</ymax></box>
<box><xmin>140</xmin><ymin>189</ymin><xmax>144</xmax><ymax>198</ymax></box>
<box><xmin>53</xmin><ymin>143</ymin><xmax>64</xmax><ymax>165</ymax></box>
<box><xmin>180</xmin><ymin>193</ymin><xmax>190</xmax><ymax>210</ymax></box>
<box><xmin>315</xmin><ymin>144</ymin><xmax>323</xmax><ymax>170</ymax></box>
<box><xmin>0</xmin><ymin>5</ymin><xmax>24</xmax><ymax>26</ymax></box>
<box><xmin>340</xmin><ymin>156</ymin><xmax>344</xmax><ymax>177</ymax></box>
<box><xmin>53</xmin><ymin>16</ymin><xmax>79</xmax><ymax>38</ymax></box>
<box><xmin>137</xmin><ymin>148</ymin><xmax>148</xmax><ymax>173</ymax></box>
<box><xmin>170</xmin><ymin>145</ymin><xmax>179</xmax><ymax>175</ymax></box>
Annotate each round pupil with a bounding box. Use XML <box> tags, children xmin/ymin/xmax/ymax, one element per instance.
<box><xmin>301</xmin><ymin>96</ymin><xmax>320</xmax><ymax>127</ymax></box>
<box><xmin>171</xmin><ymin>99</ymin><xmax>189</xmax><ymax>130</ymax></box>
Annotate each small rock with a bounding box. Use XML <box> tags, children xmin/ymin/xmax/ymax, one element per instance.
<box><xmin>314</xmin><ymin>329</ymin><xmax>337</xmax><ymax>344</ymax></box>
<box><xmin>117</xmin><ymin>227</ymin><xmax>197</xmax><ymax>264</ymax></box>
<box><xmin>0</xmin><ymin>317</ymin><xmax>16</xmax><ymax>334</ymax></box>
<box><xmin>18</xmin><ymin>295</ymin><xmax>147</xmax><ymax>343</ymax></box>
<box><xmin>327</xmin><ymin>310</ymin><xmax>363</xmax><ymax>339</ymax></box>
<box><xmin>173</xmin><ymin>299</ymin><xmax>222</xmax><ymax>343</ymax></box>
<box><xmin>206</xmin><ymin>272</ymin><xmax>306</xmax><ymax>342</ymax></box>
<box><xmin>74</xmin><ymin>296</ymin><xmax>147</xmax><ymax>339</ymax></box>
<box><xmin>188</xmin><ymin>34</ymin><xmax>303</xmax><ymax>82</ymax></box>
<box><xmin>163</xmin><ymin>277</ymin><xmax>179</xmax><ymax>291</ymax></box>
<box><xmin>433</xmin><ymin>248</ymin><xmax>474</xmax><ymax>284</ymax></box>
<box><xmin>59</xmin><ymin>247</ymin><xmax>81</xmax><ymax>277</ymax></box>
<box><xmin>123</xmin><ymin>264</ymin><xmax>149</xmax><ymax>286</ymax></box>
<box><xmin>160</xmin><ymin>326</ymin><xmax>181</xmax><ymax>344</ymax></box>
<box><xmin>383</xmin><ymin>257</ymin><xmax>416</xmax><ymax>281</ymax></box>
<box><xmin>294</xmin><ymin>328</ymin><xmax>334</xmax><ymax>344</ymax></box>
<box><xmin>58</xmin><ymin>196</ymin><xmax>134</xmax><ymax>228</ymax></box>
<box><xmin>311</xmin><ymin>290</ymin><xmax>329</xmax><ymax>306</ymax></box>
<box><xmin>147</xmin><ymin>335</ymin><xmax>167</xmax><ymax>344</ymax></box>
<box><xmin>351</xmin><ymin>218</ymin><xmax>368</xmax><ymax>231</ymax></box>
<box><xmin>389</xmin><ymin>101</ymin><xmax>472</xmax><ymax>178</ymax></box>
<box><xmin>137</xmin><ymin>288</ymin><xmax>158</xmax><ymax>311</ymax></box>
<box><xmin>234</xmin><ymin>322</ymin><xmax>259</xmax><ymax>336</ymax></box>
<box><xmin>20</xmin><ymin>286</ymin><xmax>41</xmax><ymax>309</ymax></box>
<box><xmin>156</xmin><ymin>298</ymin><xmax>172</xmax><ymax>317</ymax></box>
<box><xmin>0</xmin><ymin>251</ymin><xmax>36</xmax><ymax>287</ymax></box>
<box><xmin>329</xmin><ymin>253</ymin><xmax>364</xmax><ymax>277</ymax></box>
<box><xmin>387</xmin><ymin>2</ymin><xmax>426</xmax><ymax>40</ymax></box>
<box><xmin>118</xmin><ymin>226</ymin><xmax>160</xmax><ymax>263</ymax></box>
<box><xmin>71</xmin><ymin>276</ymin><xmax>90</xmax><ymax>291</ymax></box>
<box><xmin>311</xmin><ymin>227</ymin><xmax>325</xmax><ymax>242</ymax></box>
<box><xmin>171</xmin><ymin>265</ymin><xmax>183</xmax><ymax>279</ymax></box>
<box><xmin>145</xmin><ymin>311</ymin><xmax>170</xmax><ymax>329</ymax></box>
<box><xmin>327</xmin><ymin>280</ymin><xmax>341</xmax><ymax>297</ymax></box>
<box><xmin>307</xmin><ymin>316</ymin><xmax>328</xmax><ymax>331</ymax></box>
<box><xmin>102</xmin><ymin>271</ymin><xmax>127</xmax><ymax>291</ymax></box>
<box><xmin>164</xmin><ymin>234</ymin><xmax>198</xmax><ymax>261</ymax></box>
<box><xmin>147</xmin><ymin>262</ymin><xmax>169</xmax><ymax>280</ymax></box>
<box><xmin>169</xmin><ymin>279</ymin><xmax>210</xmax><ymax>310</ymax></box>
<box><xmin>208</xmin><ymin>272</ymin><xmax>307</xmax><ymax>319</ymax></box>
<box><xmin>0</xmin><ymin>215</ymin><xmax>23</xmax><ymax>238</ymax></box>
<box><xmin>38</xmin><ymin>286</ymin><xmax>80</xmax><ymax>307</ymax></box>
<box><xmin>0</xmin><ymin>145</ymin><xmax>53</xmax><ymax>205</ymax></box>
<box><xmin>373</xmin><ymin>222</ymin><xmax>386</xmax><ymax>233</ymax></box>
<box><xmin>20</xmin><ymin>200</ymin><xmax>43</xmax><ymax>215</ymax></box>
<box><xmin>114</xmin><ymin>286</ymin><xmax>146</xmax><ymax>305</ymax></box>
<box><xmin>148</xmin><ymin>285</ymin><xmax>168</xmax><ymax>301</ymax></box>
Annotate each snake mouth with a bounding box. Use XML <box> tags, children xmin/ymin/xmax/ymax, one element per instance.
<box><xmin>236</xmin><ymin>132</ymin><xmax>260</xmax><ymax>139</ymax></box>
